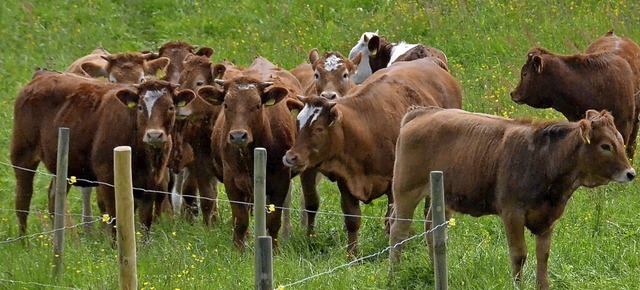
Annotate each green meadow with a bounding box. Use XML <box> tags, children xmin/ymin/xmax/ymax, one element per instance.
<box><xmin>1</xmin><ymin>0</ymin><xmax>639</xmax><ymax>289</ymax></box>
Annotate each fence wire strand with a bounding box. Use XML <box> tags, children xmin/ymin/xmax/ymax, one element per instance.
<box><xmin>0</xmin><ymin>216</ymin><xmax>106</xmax><ymax>245</ymax></box>
<box><xmin>0</xmin><ymin>278</ymin><xmax>82</xmax><ymax>290</ymax></box>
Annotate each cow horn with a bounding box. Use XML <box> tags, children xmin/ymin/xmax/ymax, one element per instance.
<box><xmin>263</xmin><ymin>82</ymin><xmax>274</xmax><ymax>88</ymax></box>
<box><xmin>214</xmin><ymin>79</ymin><xmax>225</xmax><ymax>86</ymax></box>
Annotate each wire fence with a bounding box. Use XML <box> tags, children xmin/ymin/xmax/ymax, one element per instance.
<box><xmin>0</xmin><ymin>159</ymin><xmax>446</xmax><ymax>289</ymax></box>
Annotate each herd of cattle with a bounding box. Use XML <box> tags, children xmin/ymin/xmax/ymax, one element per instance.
<box><xmin>9</xmin><ymin>30</ymin><xmax>640</xmax><ymax>289</ymax></box>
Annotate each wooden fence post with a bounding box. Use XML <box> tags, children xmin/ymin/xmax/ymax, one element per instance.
<box><xmin>52</xmin><ymin>127</ymin><xmax>69</xmax><ymax>278</ymax></box>
<box><xmin>431</xmin><ymin>171</ymin><xmax>448</xmax><ymax>290</ymax></box>
<box><xmin>114</xmin><ymin>146</ymin><xmax>137</xmax><ymax>290</ymax></box>
<box><xmin>253</xmin><ymin>148</ymin><xmax>273</xmax><ymax>290</ymax></box>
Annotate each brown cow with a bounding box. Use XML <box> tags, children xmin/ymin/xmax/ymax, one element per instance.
<box><xmin>11</xmin><ymin>72</ymin><xmax>195</xmax><ymax>236</ymax></box>
<box><xmin>290</xmin><ymin>63</ymin><xmax>314</xmax><ymax>91</ymax></box>
<box><xmin>511</xmin><ymin>47</ymin><xmax>637</xmax><ymax>158</ymax></box>
<box><xmin>306</xmin><ymin>49</ymin><xmax>361</xmax><ymax>100</ymax></box>
<box><xmin>155</xmin><ymin>41</ymin><xmax>215</xmax><ymax>83</ymax></box>
<box><xmin>166</xmin><ymin>53</ymin><xmax>228</xmax><ymax>224</ymax></box>
<box><xmin>389</xmin><ymin>107</ymin><xmax>635</xmax><ymax>290</ymax></box>
<box><xmin>67</xmin><ymin>50</ymin><xmax>170</xmax><ymax>84</ymax></box>
<box><xmin>282</xmin><ymin>57</ymin><xmax>462</xmax><ymax>255</ymax></box>
<box><xmin>196</xmin><ymin>56</ymin><xmax>301</xmax><ymax>250</ymax></box>
<box><xmin>348</xmin><ymin>31</ymin><xmax>448</xmax><ymax>84</ymax></box>
<box><xmin>586</xmin><ymin>30</ymin><xmax>640</xmax><ymax>157</ymax></box>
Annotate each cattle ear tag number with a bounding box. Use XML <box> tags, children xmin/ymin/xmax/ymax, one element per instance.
<box><xmin>127</xmin><ymin>101</ymin><xmax>136</xmax><ymax>108</ymax></box>
<box><xmin>265</xmin><ymin>99</ymin><xmax>276</xmax><ymax>106</ymax></box>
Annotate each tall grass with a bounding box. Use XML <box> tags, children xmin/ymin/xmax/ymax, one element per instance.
<box><xmin>1</xmin><ymin>0</ymin><xmax>639</xmax><ymax>289</ymax></box>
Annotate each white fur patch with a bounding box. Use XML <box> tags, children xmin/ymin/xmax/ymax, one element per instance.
<box><xmin>144</xmin><ymin>89</ymin><xmax>165</xmax><ymax>118</ymax></box>
<box><xmin>323</xmin><ymin>54</ymin><xmax>342</xmax><ymax>72</ymax></box>
<box><xmin>297</xmin><ymin>104</ymin><xmax>323</xmax><ymax>130</ymax></box>
<box><xmin>236</xmin><ymin>83</ymin><xmax>257</xmax><ymax>90</ymax></box>
<box><xmin>349</xmin><ymin>32</ymin><xmax>378</xmax><ymax>84</ymax></box>
<box><xmin>388</xmin><ymin>42</ymin><xmax>419</xmax><ymax>65</ymax></box>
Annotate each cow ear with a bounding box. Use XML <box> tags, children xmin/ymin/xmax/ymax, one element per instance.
<box><xmin>80</xmin><ymin>61</ymin><xmax>107</xmax><ymax>78</ymax></box>
<box><xmin>183</xmin><ymin>53</ymin><xmax>196</xmax><ymax>65</ymax></box>
<box><xmin>146</xmin><ymin>57</ymin><xmax>170</xmax><ymax>76</ymax></box>
<box><xmin>579</xmin><ymin>119</ymin><xmax>592</xmax><ymax>145</ymax></box>
<box><xmin>197</xmin><ymin>85</ymin><xmax>225</xmax><ymax>106</ymax></box>
<box><xmin>585</xmin><ymin>109</ymin><xmax>600</xmax><ymax>120</ymax></box>
<box><xmin>196</xmin><ymin>47</ymin><xmax>215</xmax><ymax>58</ymax></box>
<box><xmin>328</xmin><ymin>103</ymin><xmax>342</xmax><ymax>127</ymax></box>
<box><xmin>309</xmin><ymin>48</ymin><xmax>320</xmax><ymax>66</ymax></box>
<box><xmin>286</xmin><ymin>98</ymin><xmax>304</xmax><ymax>118</ymax></box>
<box><xmin>532</xmin><ymin>55</ymin><xmax>544</xmax><ymax>73</ymax></box>
<box><xmin>174</xmin><ymin>90</ymin><xmax>196</xmax><ymax>108</ymax></box>
<box><xmin>262</xmin><ymin>86</ymin><xmax>288</xmax><ymax>106</ymax></box>
<box><xmin>368</xmin><ymin>36</ymin><xmax>380</xmax><ymax>57</ymax></box>
<box><xmin>350</xmin><ymin>51</ymin><xmax>363</xmax><ymax>68</ymax></box>
<box><xmin>212</xmin><ymin>64</ymin><xmax>227</xmax><ymax>79</ymax></box>
<box><xmin>115</xmin><ymin>89</ymin><xmax>140</xmax><ymax>109</ymax></box>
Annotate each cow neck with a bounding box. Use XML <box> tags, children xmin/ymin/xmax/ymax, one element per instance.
<box><xmin>144</xmin><ymin>138</ymin><xmax>172</xmax><ymax>187</ymax></box>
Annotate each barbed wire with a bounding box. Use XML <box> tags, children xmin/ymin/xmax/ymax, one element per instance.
<box><xmin>1</xmin><ymin>161</ymin><xmax>432</xmax><ymax>223</ymax></box>
<box><xmin>279</xmin><ymin>220</ymin><xmax>450</xmax><ymax>288</ymax></box>
<box><xmin>0</xmin><ymin>216</ymin><xmax>110</xmax><ymax>245</ymax></box>
<box><xmin>0</xmin><ymin>278</ymin><xmax>82</xmax><ymax>289</ymax></box>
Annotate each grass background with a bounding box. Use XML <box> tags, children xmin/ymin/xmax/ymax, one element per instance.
<box><xmin>1</xmin><ymin>0</ymin><xmax>640</xmax><ymax>289</ymax></box>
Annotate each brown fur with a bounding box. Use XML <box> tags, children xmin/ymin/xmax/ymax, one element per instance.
<box><xmin>197</xmin><ymin>56</ymin><xmax>301</xmax><ymax>250</ymax></box>
<box><xmin>282</xmin><ymin>57</ymin><xmax>462</xmax><ymax>255</ymax></box>
<box><xmin>511</xmin><ymin>41</ymin><xmax>637</xmax><ymax>158</ymax></box>
<box><xmin>389</xmin><ymin>108</ymin><xmax>635</xmax><ymax>290</ymax></box>
<box><xmin>66</xmin><ymin>47</ymin><xmax>110</xmax><ymax>78</ymax></box>
<box><xmin>368</xmin><ymin>35</ymin><xmax>448</xmax><ymax>74</ymax></box>
<box><xmin>11</xmin><ymin>74</ymin><xmax>195</xmax><ymax>236</ymax></box>
<box><xmin>157</xmin><ymin>41</ymin><xmax>214</xmax><ymax>83</ymax></box>
<box><xmin>306</xmin><ymin>49</ymin><xmax>361</xmax><ymax>100</ymax></box>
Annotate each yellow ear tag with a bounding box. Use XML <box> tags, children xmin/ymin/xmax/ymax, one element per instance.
<box><xmin>265</xmin><ymin>99</ymin><xmax>276</xmax><ymax>106</ymax></box>
<box><xmin>156</xmin><ymin>70</ymin><xmax>166</xmax><ymax>79</ymax></box>
<box><xmin>178</xmin><ymin>101</ymin><xmax>186</xmax><ymax>107</ymax></box>
<box><xmin>371</xmin><ymin>49</ymin><xmax>378</xmax><ymax>57</ymax></box>
<box><xmin>585</xmin><ymin>137</ymin><xmax>591</xmax><ymax>144</ymax></box>
<box><xmin>127</xmin><ymin>101</ymin><xmax>136</xmax><ymax>108</ymax></box>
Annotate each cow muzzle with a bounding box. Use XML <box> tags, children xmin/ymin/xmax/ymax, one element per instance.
<box><xmin>144</xmin><ymin>129</ymin><xmax>168</xmax><ymax>146</ymax></box>
<box><xmin>614</xmin><ymin>168</ymin><xmax>636</xmax><ymax>183</ymax></box>
<box><xmin>320</xmin><ymin>91</ymin><xmax>338</xmax><ymax>100</ymax></box>
<box><xmin>229</xmin><ymin>130</ymin><xmax>250</xmax><ymax>147</ymax></box>
<box><xmin>282</xmin><ymin>151</ymin><xmax>307</xmax><ymax>172</ymax></box>
<box><xmin>510</xmin><ymin>91</ymin><xmax>524</xmax><ymax>104</ymax></box>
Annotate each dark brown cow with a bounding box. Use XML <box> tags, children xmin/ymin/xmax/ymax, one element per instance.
<box><xmin>67</xmin><ymin>50</ymin><xmax>170</xmax><ymax>84</ymax></box>
<box><xmin>196</xmin><ymin>56</ymin><xmax>301</xmax><ymax>249</ymax></box>
<box><xmin>389</xmin><ymin>107</ymin><xmax>635</xmax><ymax>290</ymax></box>
<box><xmin>11</xmin><ymin>72</ymin><xmax>195</xmax><ymax>236</ymax></box>
<box><xmin>282</xmin><ymin>57</ymin><xmax>462</xmax><ymax>255</ymax></box>
<box><xmin>166</xmin><ymin>53</ymin><xmax>228</xmax><ymax>224</ymax></box>
<box><xmin>511</xmin><ymin>47</ymin><xmax>637</xmax><ymax>158</ymax></box>
<box><xmin>348</xmin><ymin>31</ymin><xmax>448</xmax><ymax>84</ymax></box>
<box><xmin>586</xmin><ymin>30</ymin><xmax>640</xmax><ymax>157</ymax></box>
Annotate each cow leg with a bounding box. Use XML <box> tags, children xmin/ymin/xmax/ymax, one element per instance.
<box><xmin>14</xmin><ymin>161</ymin><xmax>38</xmax><ymax>236</ymax></box>
<box><xmin>501</xmin><ymin>211</ymin><xmax>528</xmax><ymax>285</ymax></box>
<box><xmin>227</xmin><ymin>186</ymin><xmax>249</xmax><ymax>251</ymax></box>
<box><xmin>300</xmin><ymin>168</ymin><xmax>320</xmax><ymax>236</ymax></box>
<box><xmin>98</xmin><ymin>185</ymin><xmax>117</xmax><ymax>239</ymax></box>
<box><xmin>625</xmin><ymin>113</ymin><xmax>639</xmax><ymax>159</ymax></box>
<box><xmin>338</xmin><ymin>181</ymin><xmax>361</xmax><ymax>257</ymax></box>
<box><xmin>389</xmin><ymin>186</ymin><xmax>423</xmax><ymax>265</ymax></box>
<box><xmin>182</xmin><ymin>174</ymin><xmax>199</xmax><ymax>223</ymax></box>
<box><xmin>197</xmin><ymin>175</ymin><xmax>219</xmax><ymax>226</ymax></box>
<box><xmin>280</xmin><ymin>184</ymin><xmax>292</xmax><ymax>240</ymax></box>
<box><xmin>170</xmin><ymin>170</ymin><xmax>186</xmax><ymax>215</ymax></box>
<box><xmin>138</xmin><ymin>192</ymin><xmax>155</xmax><ymax>234</ymax></box>
<box><xmin>384</xmin><ymin>190</ymin><xmax>394</xmax><ymax>235</ymax></box>
<box><xmin>535</xmin><ymin>228</ymin><xmax>554</xmax><ymax>290</ymax></box>
<box><xmin>265</xmin><ymin>176</ymin><xmax>290</xmax><ymax>250</ymax></box>
<box><xmin>81</xmin><ymin>187</ymin><xmax>93</xmax><ymax>233</ymax></box>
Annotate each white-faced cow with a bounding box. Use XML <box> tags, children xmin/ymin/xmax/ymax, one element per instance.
<box><xmin>511</xmin><ymin>45</ymin><xmax>637</xmax><ymax>158</ymax></box>
<box><xmin>348</xmin><ymin>31</ymin><xmax>448</xmax><ymax>84</ymax></box>
<box><xmin>282</xmin><ymin>57</ymin><xmax>462</xmax><ymax>255</ymax></box>
<box><xmin>389</xmin><ymin>107</ymin><xmax>635</xmax><ymax>290</ymax></box>
<box><xmin>11</xmin><ymin>72</ymin><xmax>195</xmax><ymax>236</ymax></box>
<box><xmin>196</xmin><ymin>56</ymin><xmax>301</xmax><ymax>250</ymax></box>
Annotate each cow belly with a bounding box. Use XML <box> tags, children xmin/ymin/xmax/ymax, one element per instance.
<box><xmin>341</xmin><ymin>174</ymin><xmax>390</xmax><ymax>202</ymax></box>
<box><xmin>446</xmin><ymin>190</ymin><xmax>498</xmax><ymax>217</ymax></box>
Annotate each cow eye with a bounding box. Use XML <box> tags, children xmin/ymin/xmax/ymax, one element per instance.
<box><xmin>342</xmin><ymin>72</ymin><xmax>349</xmax><ymax>79</ymax></box>
<box><xmin>313</xmin><ymin>73</ymin><xmax>319</xmax><ymax>80</ymax></box>
<box><xmin>137</xmin><ymin>105</ymin><xmax>143</xmax><ymax>112</ymax></box>
<box><xmin>168</xmin><ymin>106</ymin><xmax>175</xmax><ymax>112</ymax></box>
<box><xmin>223</xmin><ymin>103</ymin><xmax>228</xmax><ymax>109</ymax></box>
<box><xmin>600</xmin><ymin>144</ymin><xmax>612</xmax><ymax>152</ymax></box>
<box><xmin>139</xmin><ymin>76</ymin><xmax>146</xmax><ymax>83</ymax></box>
<box><xmin>196</xmin><ymin>80</ymin><xmax>205</xmax><ymax>86</ymax></box>
<box><xmin>255</xmin><ymin>104</ymin><xmax>261</xmax><ymax>110</ymax></box>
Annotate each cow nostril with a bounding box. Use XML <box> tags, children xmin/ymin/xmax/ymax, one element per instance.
<box><xmin>627</xmin><ymin>171</ymin><xmax>636</xmax><ymax>180</ymax></box>
<box><xmin>147</xmin><ymin>132</ymin><xmax>163</xmax><ymax>140</ymax></box>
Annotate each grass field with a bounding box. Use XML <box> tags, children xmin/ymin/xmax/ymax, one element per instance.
<box><xmin>1</xmin><ymin>0</ymin><xmax>640</xmax><ymax>289</ymax></box>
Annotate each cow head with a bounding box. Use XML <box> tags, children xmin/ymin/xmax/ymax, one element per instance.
<box><xmin>157</xmin><ymin>41</ymin><xmax>215</xmax><ymax>83</ymax></box>
<box><xmin>349</xmin><ymin>31</ymin><xmax>380</xmax><ymax>84</ymax></box>
<box><xmin>115</xmin><ymin>80</ymin><xmax>195</xmax><ymax>147</ymax></box>
<box><xmin>577</xmin><ymin>109</ymin><xmax>635</xmax><ymax>187</ymax></box>
<box><xmin>283</xmin><ymin>95</ymin><xmax>342</xmax><ymax>172</ymax></box>
<box><xmin>308</xmin><ymin>49</ymin><xmax>361</xmax><ymax>100</ymax></box>
<box><xmin>197</xmin><ymin>77</ymin><xmax>289</xmax><ymax>148</ymax></box>
<box><xmin>178</xmin><ymin>54</ymin><xmax>227</xmax><ymax>93</ymax></box>
<box><xmin>510</xmin><ymin>47</ymin><xmax>554</xmax><ymax>108</ymax></box>
<box><xmin>100</xmin><ymin>53</ymin><xmax>170</xmax><ymax>84</ymax></box>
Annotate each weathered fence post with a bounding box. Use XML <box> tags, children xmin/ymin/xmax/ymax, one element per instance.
<box><xmin>254</xmin><ymin>148</ymin><xmax>273</xmax><ymax>290</ymax></box>
<box><xmin>431</xmin><ymin>171</ymin><xmax>448</xmax><ymax>290</ymax></box>
<box><xmin>52</xmin><ymin>127</ymin><xmax>69</xmax><ymax>278</ymax></box>
<box><xmin>114</xmin><ymin>146</ymin><xmax>137</xmax><ymax>290</ymax></box>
